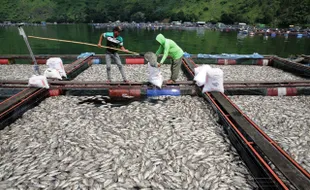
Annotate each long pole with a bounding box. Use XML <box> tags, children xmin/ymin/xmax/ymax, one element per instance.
<box><xmin>28</xmin><ymin>35</ymin><xmax>140</xmax><ymax>55</ymax></box>
<box><xmin>18</xmin><ymin>24</ymin><xmax>40</xmax><ymax>75</ymax></box>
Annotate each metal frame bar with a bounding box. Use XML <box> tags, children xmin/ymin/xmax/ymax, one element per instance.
<box><xmin>181</xmin><ymin>57</ymin><xmax>310</xmax><ymax>190</ymax></box>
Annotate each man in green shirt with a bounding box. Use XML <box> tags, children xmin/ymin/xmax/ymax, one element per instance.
<box><xmin>97</xmin><ymin>26</ymin><xmax>129</xmax><ymax>82</ymax></box>
<box><xmin>155</xmin><ymin>33</ymin><xmax>184</xmax><ymax>84</ymax></box>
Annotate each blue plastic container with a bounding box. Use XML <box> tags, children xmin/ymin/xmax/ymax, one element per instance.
<box><xmin>77</xmin><ymin>52</ymin><xmax>95</xmax><ymax>59</ymax></box>
<box><xmin>147</xmin><ymin>89</ymin><xmax>181</xmax><ymax>97</ymax></box>
<box><xmin>183</xmin><ymin>52</ymin><xmax>191</xmax><ymax>58</ymax></box>
<box><xmin>297</xmin><ymin>34</ymin><xmax>303</xmax><ymax>38</ymax></box>
<box><xmin>91</xmin><ymin>59</ymin><xmax>101</xmax><ymax>64</ymax></box>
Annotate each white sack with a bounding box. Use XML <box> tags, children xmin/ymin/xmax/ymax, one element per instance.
<box><xmin>28</xmin><ymin>75</ymin><xmax>50</xmax><ymax>89</ymax></box>
<box><xmin>44</xmin><ymin>68</ymin><xmax>62</xmax><ymax>80</ymax></box>
<box><xmin>202</xmin><ymin>68</ymin><xmax>224</xmax><ymax>93</ymax></box>
<box><xmin>148</xmin><ymin>62</ymin><xmax>163</xmax><ymax>88</ymax></box>
<box><xmin>46</xmin><ymin>57</ymin><xmax>67</xmax><ymax>78</ymax></box>
<box><xmin>193</xmin><ymin>65</ymin><xmax>211</xmax><ymax>86</ymax></box>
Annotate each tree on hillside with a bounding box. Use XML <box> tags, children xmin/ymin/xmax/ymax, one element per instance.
<box><xmin>22</xmin><ymin>0</ymin><xmax>56</xmax><ymax>22</ymax></box>
<box><xmin>130</xmin><ymin>12</ymin><xmax>145</xmax><ymax>22</ymax></box>
<box><xmin>278</xmin><ymin>0</ymin><xmax>310</xmax><ymax>26</ymax></box>
<box><xmin>0</xmin><ymin>0</ymin><xmax>21</xmax><ymax>22</ymax></box>
<box><xmin>0</xmin><ymin>0</ymin><xmax>309</xmax><ymax>26</ymax></box>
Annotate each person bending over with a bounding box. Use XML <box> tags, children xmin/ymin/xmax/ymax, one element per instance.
<box><xmin>155</xmin><ymin>33</ymin><xmax>184</xmax><ymax>84</ymax></box>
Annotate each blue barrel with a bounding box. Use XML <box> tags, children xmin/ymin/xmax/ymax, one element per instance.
<box><xmin>183</xmin><ymin>52</ymin><xmax>191</xmax><ymax>58</ymax></box>
<box><xmin>297</xmin><ymin>34</ymin><xmax>303</xmax><ymax>38</ymax></box>
<box><xmin>91</xmin><ymin>58</ymin><xmax>101</xmax><ymax>64</ymax></box>
<box><xmin>147</xmin><ymin>89</ymin><xmax>181</xmax><ymax>97</ymax></box>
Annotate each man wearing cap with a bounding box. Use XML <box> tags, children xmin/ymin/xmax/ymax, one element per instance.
<box><xmin>98</xmin><ymin>26</ymin><xmax>129</xmax><ymax>82</ymax></box>
<box><xmin>155</xmin><ymin>33</ymin><xmax>184</xmax><ymax>84</ymax></box>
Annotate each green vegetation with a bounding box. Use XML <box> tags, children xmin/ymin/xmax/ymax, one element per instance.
<box><xmin>0</xmin><ymin>0</ymin><xmax>309</xmax><ymax>27</ymax></box>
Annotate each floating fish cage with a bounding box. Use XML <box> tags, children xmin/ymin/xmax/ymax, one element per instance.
<box><xmin>0</xmin><ymin>54</ymin><xmax>310</xmax><ymax>189</ymax></box>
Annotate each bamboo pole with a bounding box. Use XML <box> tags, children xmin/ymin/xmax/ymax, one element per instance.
<box><xmin>28</xmin><ymin>35</ymin><xmax>139</xmax><ymax>55</ymax></box>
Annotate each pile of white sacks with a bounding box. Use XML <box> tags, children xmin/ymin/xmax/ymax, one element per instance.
<box><xmin>27</xmin><ymin>57</ymin><xmax>224</xmax><ymax>93</ymax></box>
<box><xmin>146</xmin><ymin>58</ymin><xmax>224</xmax><ymax>93</ymax></box>
<box><xmin>194</xmin><ymin>65</ymin><xmax>224</xmax><ymax>93</ymax></box>
<box><xmin>28</xmin><ymin>58</ymin><xmax>66</xmax><ymax>89</ymax></box>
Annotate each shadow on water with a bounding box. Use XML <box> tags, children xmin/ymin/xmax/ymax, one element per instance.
<box><xmin>77</xmin><ymin>96</ymin><xmax>170</xmax><ymax>108</ymax></box>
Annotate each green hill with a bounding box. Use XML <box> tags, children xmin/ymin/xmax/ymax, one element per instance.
<box><xmin>0</xmin><ymin>0</ymin><xmax>309</xmax><ymax>27</ymax></box>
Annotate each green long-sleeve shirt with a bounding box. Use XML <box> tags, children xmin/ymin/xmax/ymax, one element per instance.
<box><xmin>155</xmin><ymin>34</ymin><xmax>184</xmax><ymax>64</ymax></box>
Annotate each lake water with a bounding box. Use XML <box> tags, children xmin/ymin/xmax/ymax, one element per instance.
<box><xmin>0</xmin><ymin>24</ymin><xmax>309</xmax><ymax>57</ymax></box>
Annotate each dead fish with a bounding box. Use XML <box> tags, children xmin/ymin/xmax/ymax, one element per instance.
<box><xmin>1</xmin><ymin>95</ymin><xmax>259</xmax><ymax>189</ymax></box>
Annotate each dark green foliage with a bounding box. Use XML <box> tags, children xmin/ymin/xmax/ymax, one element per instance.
<box><xmin>0</xmin><ymin>0</ymin><xmax>309</xmax><ymax>27</ymax></box>
<box><xmin>131</xmin><ymin>12</ymin><xmax>146</xmax><ymax>22</ymax></box>
<box><xmin>221</xmin><ymin>13</ymin><xmax>236</xmax><ymax>25</ymax></box>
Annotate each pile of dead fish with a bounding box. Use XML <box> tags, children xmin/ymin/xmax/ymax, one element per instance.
<box><xmin>209</xmin><ymin>65</ymin><xmax>305</xmax><ymax>82</ymax></box>
<box><xmin>0</xmin><ymin>96</ymin><xmax>256</xmax><ymax>189</ymax></box>
<box><xmin>0</xmin><ymin>64</ymin><xmax>306</xmax><ymax>82</ymax></box>
<box><xmin>74</xmin><ymin>65</ymin><xmax>188</xmax><ymax>82</ymax></box>
<box><xmin>229</xmin><ymin>95</ymin><xmax>310</xmax><ymax>173</ymax></box>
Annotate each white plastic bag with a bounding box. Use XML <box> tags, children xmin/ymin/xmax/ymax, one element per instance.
<box><xmin>28</xmin><ymin>75</ymin><xmax>50</xmax><ymax>89</ymax></box>
<box><xmin>46</xmin><ymin>57</ymin><xmax>67</xmax><ymax>78</ymax></box>
<box><xmin>44</xmin><ymin>68</ymin><xmax>62</xmax><ymax>80</ymax></box>
<box><xmin>193</xmin><ymin>65</ymin><xmax>211</xmax><ymax>86</ymax></box>
<box><xmin>148</xmin><ymin>62</ymin><xmax>163</xmax><ymax>88</ymax></box>
<box><xmin>202</xmin><ymin>68</ymin><xmax>224</xmax><ymax>93</ymax></box>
